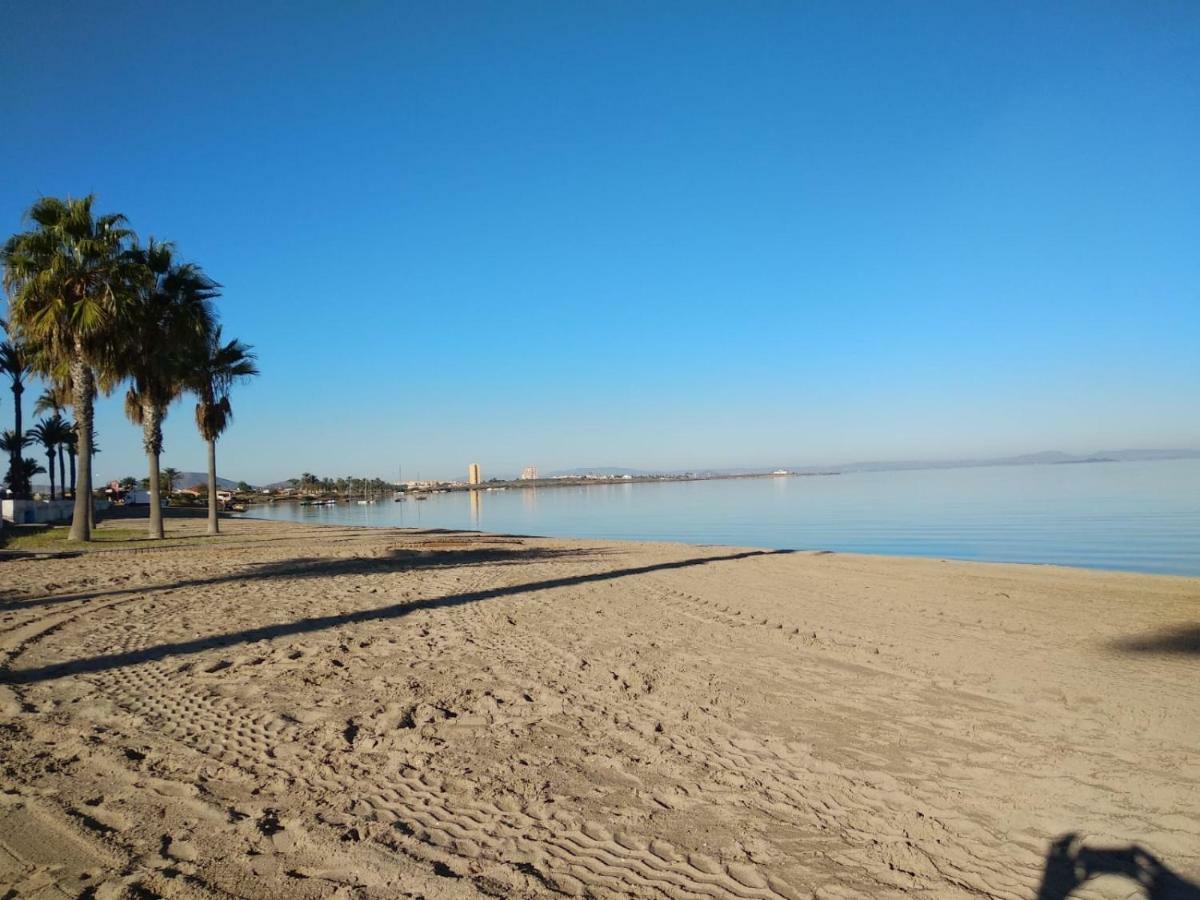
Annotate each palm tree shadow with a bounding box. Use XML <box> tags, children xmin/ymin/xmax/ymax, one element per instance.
<box><xmin>1109</xmin><ymin>625</ymin><xmax>1200</xmax><ymax>656</ymax></box>
<box><xmin>1</xmin><ymin>548</ymin><xmax>794</xmax><ymax>684</ymax></box>
<box><xmin>1037</xmin><ymin>834</ymin><xmax>1200</xmax><ymax>899</ymax></box>
<box><xmin>0</xmin><ymin>545</ymin><xmax>610</xmax><ymax>614</ymax></box>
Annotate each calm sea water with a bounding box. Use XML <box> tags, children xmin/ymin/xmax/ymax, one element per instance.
<box><xmin>238</xmin><ymin>459</ymin><xmax>1200</xmax><ymax>575</ymax></box>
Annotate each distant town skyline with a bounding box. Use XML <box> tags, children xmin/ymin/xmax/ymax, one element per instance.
<box><xmin>3</xmin><ymin>4</ymin><xmax>1196</xmax><ymax>485</ymax></box>
<box><xmin>57</xmin><ymin>447</ymin><xmax>1198</xmax><ymax>492</ymax></box>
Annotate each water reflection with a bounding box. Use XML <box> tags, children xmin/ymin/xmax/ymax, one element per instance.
<box><xmin>522</xmin><ymin>487</ymin><xmax>538</xmax><ymax>515</ymax></box>
<box><xmin>238</xmin><ymin>460</ymin><xmax>1200</xmax><ymax>575</ymax></box>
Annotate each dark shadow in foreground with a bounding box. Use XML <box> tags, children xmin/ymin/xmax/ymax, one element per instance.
<box><xmin>0</xmin><ymin>545</ymin><xmax>609</xmax><ymax>614</ymax></box>
<box><xmin>1</xmin><ymin>548</ymin><xmax>793</xmax><ymax>685</ymax></box>
<box><xmin>1110</xmin><ymin>625</ymin><xmax>1200</xmax><ymax>657</ymax></box>
<box><xmin>1037</xmin><ymin>834</ymin><xmax>1200</xmax><ymax>899</ymax></box>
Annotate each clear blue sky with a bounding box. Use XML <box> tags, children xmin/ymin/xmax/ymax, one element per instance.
<box><xmin>2</xmin><ymin>1</ymin><xmax>1197</xmax><ymax>483</ymax></box>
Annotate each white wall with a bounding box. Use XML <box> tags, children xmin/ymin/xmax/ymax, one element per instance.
<box><xmin>2</xmin><ymin>499</ymin><xmax>75</xmax><ymax>525</ymax></box>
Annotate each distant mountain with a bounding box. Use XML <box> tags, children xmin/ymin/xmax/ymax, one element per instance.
<box><xmin>203</xmin><ymin>449</ymin><xmax>1198</xmax><ymax>492</ymax></box>
<box><xmin>1095</xmin><ymin>449</ymin><xmax>1200</xmax><ymax>462</ymax></box>
<box><xmin>784</xmin><ymin>449</ymin><xmax>1200</xmax><ymax>475</ymax></box>
<box><xmin>554</xmin><ymin>449</ymin><xmax>1200</xmax><ymax>481</ymax></box>
<box><xmin>170</xmin><ymin>472</ymin><xmax>244</xmax><ymax>490</ymax></box>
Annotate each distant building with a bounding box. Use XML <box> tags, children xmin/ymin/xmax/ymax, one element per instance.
<box><xmin>468</xmin><ymin>464</ymin><xmax>482</xmax><ymax>485</ymax></box>
<box><xmin>519</xmin><ymin>465</ymin><xmax>538</xmax><ymax>481</ymax></box>
<box><xmin>772</xmin><ymin>469</ymin><xmax>790</xmax><ymax>476</ymax></box>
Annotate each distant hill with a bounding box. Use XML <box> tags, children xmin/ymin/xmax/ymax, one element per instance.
<box><xmin>784</xmin><ymin>448</ymin><xmax>1200</xmax><ymax>475</ymax></box>
<box><xmin>170</xmin><ymin>472</ymin><xmax>245</xmax><ymax>491</ymax></box>
<box><xmin>552</xmin><ymin>449</ymin><xmax>1200</xmax><ymax>481</ymax></box>
<box><xmin>171</xmin><ymin>450</ymin><xmax>1197</xmax><ymax>493</ymax></box>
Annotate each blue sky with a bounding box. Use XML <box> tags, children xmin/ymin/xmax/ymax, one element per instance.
<box><xmin>2</xmin><ymin>1</ymin><xmax>1198</xmax><ymax>483</ymax></box>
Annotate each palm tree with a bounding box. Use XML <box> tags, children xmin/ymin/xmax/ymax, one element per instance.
<box><xmin>112</xmin><ymin>240</ymin><xmax>216</xmax><ymax>538</ymax></box>
<box><xmin>15</xmin><ymin>457</ymin><xmax>45</xmax><ymax>494</ymax></box>
<box><xmin>1</xmin><ymin>429</ymin><xmax>32</xmax><ymax>494</ymax></box>
<box><xmin>33</xmin><ymin>382</ymin><xmax>72</xmax><ymax>496</ymax></box>
<box><xmin>29</xmin><ymin>419</ymin><xmax>58</xmax><ymax>499</ymax></box>
<box><xmin>2</xmin><ymin>196</ymin><xmax>138</xmax><ymax>540</ymax></box>
<box><xmin>63</xmin><ymin>422</ymin><xmax>77</xmax><ymax>496</ymax></box>
<box><xmin>0</xmin><ymin>325</ymin><xmax>33</xmax><ymax>498</ymax></box>
<box><xmin>32</xmin><ymin>382</ymin><xmax>70</xmax><ymax>417</ymax></box>
<box><xmin>188</xmin><ymin>327</ymin><xmax>258</xmax><ymax>535</ymax></box>
<box><xmin>162</xmin><ymin>467</ymin><xmax>180</xmax><ymax>495</ymax></box>
<box><xmin>51</xmin><ymin>415</ymin><xmax>71</xmax><ymax>500</ymax></box>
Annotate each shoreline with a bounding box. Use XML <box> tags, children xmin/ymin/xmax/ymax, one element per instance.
<box><xmin>232</xmin><ymin>511</ymin><xmax>1200</xmax><ymax>580</ymax></box>
<box><xmin>1</xmin><ymin>517</ymin><xmax>1197</xmax><ymax>896</ymax></box>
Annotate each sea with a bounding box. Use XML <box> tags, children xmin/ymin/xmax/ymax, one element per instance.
<box><xmin>237</xmin><ymin>458</ymin><xmax>1200</xmax><ymax>576</ymax></box>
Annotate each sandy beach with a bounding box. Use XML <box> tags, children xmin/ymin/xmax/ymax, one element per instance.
<box><xmin>1</xmin><ymin>517</ymin><xmax>1196</xmax><ymax>899</ymax></box>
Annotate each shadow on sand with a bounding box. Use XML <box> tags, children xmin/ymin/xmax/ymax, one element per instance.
<box><xmin>0</xmin><ymin>545</ymin><xmax>609</xmax><ymax>614</ymax></box>
<box><xmin>1109</xmin><ymin>625</ymin><xmax>1200</xmax><ymax>657</ymax></box>
<box><xmin>1037</xmin><ymin>834</ymin><xmax>1200</xmax><ymax>899</ymax></box>
<box><xmin>1</xmin><ymin>548</ymin><xmax>793</xmax><ymax>685</ymax></box>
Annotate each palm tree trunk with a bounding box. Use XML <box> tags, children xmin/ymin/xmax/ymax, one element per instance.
<box><xmin>206</xmin><ymin>437</ymin><xmax>219</xmax><ymax>535</ymax></box>
<box><xmin>46</xmin><ymin>450</ymin><xmax>56</xmax><ymax>499</ymax></box>
<box><xmin>10</xmin><ymin>385</ymin><xmax>19</xmax><ymax>497</ymax></box>
<box><xmin>11</xmin><ymin>381</ymin><xmax>27</xmax><ymax>498</ymax></box>
<box><xmin>68</xmin><ymin>444</ymin><xmax>76</xmax><ymax>495</ymax></box>
<box><xmin>68</xmin><ymin>352</ymin><xmax>93</xmax><ymax>542</ymax></box>
<box><xmin>143</xmin><ymin>401</ymin><xmax>164</xmax><ymax>539</ymax></box>
<box><xmin>57</xmin><ymin>444</ymin><xmax>66</xmax><ymax>501</ymax></box>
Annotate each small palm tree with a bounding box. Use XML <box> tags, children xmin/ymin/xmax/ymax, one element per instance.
<box><xmin>162</xmin><ymin>467</ymin><xmax>180</xmax><ymax>495</ymax></box>
<box><xmin>16</xmin><ymin>457</ymin><xmax>45</xmax><ymax>491</ymax></box>
<box><xmin>111</xmin><ymin>240</ymin><xmax>216</xmax><ymax>538</ymax></box>
<box><xmin>29</xmin><ymin>419</ymin><xmax>58</xmax><ymax>499</ymax></box>
<box><xmin>1</xmin><ymin>429</ymin><xmax>32</xmax><ymax>494</ymax></box>
<box><xmin>119</xmin><ymin>476</ymin><xmax>138</xmax><ymax>492</ymax></box>
<box><xmin>2</xmin><ymin>196</ymin><xmax>138</xmax><ymax>540</ymax></box>
<box><xmin>0</xmin><ymin>326</ymin><xmax>33</xmax><ymax>498</ymax></box>
<box><xmin>188</xmin><ymin>327</ymin><xmax>258</xmax><ymax>535</ymax></box>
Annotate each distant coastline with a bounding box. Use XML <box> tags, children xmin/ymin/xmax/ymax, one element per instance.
<box><xmin>114</xmin><ymin>449</ymin><xmax>1199</xmax><ymax>498</ymax></box>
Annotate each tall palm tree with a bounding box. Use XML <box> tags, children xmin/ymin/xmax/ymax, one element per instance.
<box><xmin>63</xmin><ymin>422</ymin><xmax>77</xmax><ymax>496</ymax></box>
<box><xmin>112</xmin><ymin>240</ymin><xmax>216</xmax><ymax>538</ymax></box>
<box><xmin>32</xmin><ymin>382</ymin><xmax>70</xmax><ymax>418</ymax></box>
<box><xmin>188</xmin><ymin>327</ymin><xmax>258</xmax><ymax>535</ymax></box>
<box><xmin>50</xmin><ymin>415</ymin><xmax>71</xmax><ymax>500</ymax></box>
<box><xmin>2</xmin><ymin>196</ymin><xmax>138</xmax><ymax>540</ymax></box>
<box><xmin>33</xmin><ymin>383</ymin><xmax>73</xmax><ymax>498</ymax></box>
<box><xmin>0</xmin><ymin>325</ymin><xmax>33</xmax><ymax>498</ymax></box>
<box><xmin>29</xmin><ymin>419</ymin><xmax>58</xmax><ymax>499</ymax></box>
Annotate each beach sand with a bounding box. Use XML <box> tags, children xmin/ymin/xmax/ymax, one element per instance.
<box><xmin>0</xmin><ymin>518</ymin><xmax>1196</xmax><ymax>899</ymax></box>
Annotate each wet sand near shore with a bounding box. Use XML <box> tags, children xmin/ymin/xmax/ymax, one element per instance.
<box><xmin>1</xmin><ymin>518</ymin><xmax>1197</xmax><ymax>899</ymax></box>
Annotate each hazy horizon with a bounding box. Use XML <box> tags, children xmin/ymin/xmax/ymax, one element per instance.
<box><xmin>3</xmin><ymin>4</ymin><xmax>1197</xmax><ymax>485</ymax></box>
<box><xmin>67</xmin><ymin>445</ymin><xmax>1200</xmax><ymax>489</ymax></box>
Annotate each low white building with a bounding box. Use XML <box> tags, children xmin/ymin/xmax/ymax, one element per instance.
<box><xmin>2</xmin><ymin>498</ymin><xmax>74</xmax><ymax>525</ymax></box>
